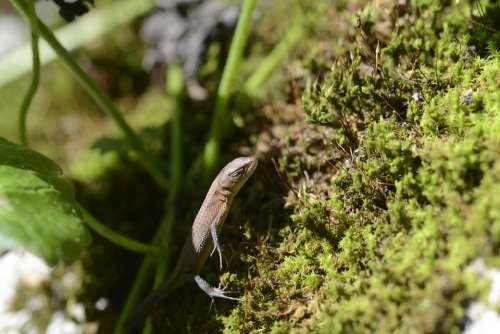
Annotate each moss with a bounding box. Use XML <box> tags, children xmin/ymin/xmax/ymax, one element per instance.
<box><xmin>221</xmin><ymin>0</ymin><xmax>500</xmax><ymax>333</ymax></box>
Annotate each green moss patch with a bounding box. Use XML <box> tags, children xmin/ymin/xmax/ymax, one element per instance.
<box><xmin>222</xmin><ymin>0</ymin><xmax>500</xmax><ymax>332</ymax></box>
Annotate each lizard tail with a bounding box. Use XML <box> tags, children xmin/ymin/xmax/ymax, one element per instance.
<box><xmin>124</xmin><ymin>274</ymin><xmax>182</xmax><ymax>333</ymax></box>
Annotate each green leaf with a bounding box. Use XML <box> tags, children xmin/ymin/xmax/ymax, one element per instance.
<box><xmin>0</xmin><ymin>137</ymin><xmax>91</xmax><ymax>264</ymax></box>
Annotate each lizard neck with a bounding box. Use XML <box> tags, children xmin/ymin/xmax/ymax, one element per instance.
<box><xmin>214</xmin><ymin>186</ymin><xmax>237</xmax><ymax>206</ymax></box>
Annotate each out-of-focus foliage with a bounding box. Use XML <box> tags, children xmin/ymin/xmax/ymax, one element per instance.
<box><xmin>0</xmin><ymin>137</ymin><xmax>90</xmax><ymax>264</ymax></box>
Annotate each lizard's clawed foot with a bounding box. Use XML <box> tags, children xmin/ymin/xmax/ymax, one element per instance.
<box><xmin>194</xmin><ymin>275</ymin><xmax>241</xmax><ymax>301</ymax></box>
<box><xmin>210</xmin><ymin>285</ymin><xmax>241</xmax><ymax>301</ymax></box>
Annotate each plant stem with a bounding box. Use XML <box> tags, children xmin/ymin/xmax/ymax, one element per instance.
<box><xmin>114</xmin><ymin>65</ymin><xmax>185</xmax><ymax>334</ymax></box>
<box><xmin>113</xmin><ymin>236</ymin><xmax>159</xmax><ymax>334</ymax></box>
<box><xmin>9</xmin><ymin>0</ymin><xmax>168</xmax><ymax>190</ymax></box>
<box><xmin>156</xmin><ymin>64</ymin><xmax>184</xmax><ymax>283</ymax></box>
<box><xmin>202</xmin><ymin>0</ymin><xmax>258</xmax><ymax>182</ymax></box>
<box><xmin>245</xmin><ymin>23</ymin><xmax>302</xmax><ymax>95</ymax></box>
<box><xmin>78</xmin><ymin>205</ymin><xmax>162</xmax><ymax>255</ymax></box>
<box><xmin>167</xmin><ymin>64</ymin><xmax>184</xmax><ymax>199</ymax></box>
<box><xmin>143</xmin><ymin>64</ymin><xmax>184</xmax><ymax>334</ymax></box>
<box><xmin>15</xmin><ymin>0</ymin><xmax>40</xmax><ymax>146</ymax></box>
<box><xmin>1</xmin><ymin>0</ymin><xmax>154</xmax><ymax>87</ymax></box>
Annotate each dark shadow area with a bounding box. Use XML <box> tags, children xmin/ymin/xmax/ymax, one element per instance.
<box><xmin>468</xmin><ymin>0</ymin><xmax>500</xmax><ymax>55</ymax></box>
<box><xmin>74</xmin><ymin>157</ymin><xmax>164</xmax><ymax>334</ymax></box>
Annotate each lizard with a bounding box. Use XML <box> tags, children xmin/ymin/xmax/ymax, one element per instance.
<box><xmin>125</xmin><ymin>156</ymin><xmax>258</xmax><ymax>332</ymax></box>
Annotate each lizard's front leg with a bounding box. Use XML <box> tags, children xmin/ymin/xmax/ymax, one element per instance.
<box><xmin>210</xmin><ymin>201</ymin><xmax>226</xmax><ymax>270</ymax></box>
<box><xmin>210</xmin><ymin>220</ymin><xmax>223</xmax><ymax>270</ymax></box>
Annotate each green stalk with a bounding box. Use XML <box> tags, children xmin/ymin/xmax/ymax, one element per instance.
<box><xmin>245</xmin><ymin>23</ymin><xmax>302</xmax><ymax>95</ymax></box>
<box><xmin>113</xmin><ymin>235</ymin><xmax>159</xmax><ymax>334</ymax></box>
<box><xmin>16</xmin><ymin>0</ymin><xmax>40</xmax><ymax>146</ymax></box>
<box><xmin>9</xmin><ymin>0</ymin><xmax>168</xmax><ymax>190</ymax></box>
<box><xmin>166</xmin><ymin>64</ymin><xmax>184</xmax><ymax>200</ymax></box>
<box><xmin>143</xmin><ymin>65</ymin><xmax>184</xmax><ymax>334</ymax></box>
<box><xmin>78</xmin><ymin>205</ymin><xmax>162</xmax><ymax>255</ymax></box>
<box><xmin>114</xmin><ymin>65</ymin><xmax>185</xmax><ymax>334</ymax></box>
<box><xmin>1</xmin><ymin>0</ymin><xmax>154</xmax><ymax>88</ymax></box>
<box><xmin>202</xmin><ymin>0</ymin><xmax>258</xmax><ymax>181</ymax></box>
<box><xmin>156</xmin><ymin>64</ymin><xmax>184</xmax><ymax>283</ymax></box>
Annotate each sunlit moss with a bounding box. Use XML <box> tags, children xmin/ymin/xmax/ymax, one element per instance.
<box><xmin>222</xmin><ymin>0</ymin><xmax>500</xmax><ymax>332</ymax></box>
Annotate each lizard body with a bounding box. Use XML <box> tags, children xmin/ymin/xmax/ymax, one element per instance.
<box><xmin>125</xmin><ymin>156</ymin><xmax>257</xmax><ymax>332</ymax></box>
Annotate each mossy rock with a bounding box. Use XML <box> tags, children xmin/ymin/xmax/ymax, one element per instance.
<box><xmin>219</xmin><ymin>0</ymin><xmax>500</xmax><ymax>333</ymax></box>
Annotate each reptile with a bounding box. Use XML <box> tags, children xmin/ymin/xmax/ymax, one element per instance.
<box><xmin>125</xmin><ymin>156</ymin><xmax>258</xmax><ymax>332</ymax></box>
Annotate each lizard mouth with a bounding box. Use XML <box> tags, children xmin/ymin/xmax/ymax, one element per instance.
<box><xmin>245</xmin><ymin>157</ymin><xmax>258</xmax><ymax>176</ymax></box>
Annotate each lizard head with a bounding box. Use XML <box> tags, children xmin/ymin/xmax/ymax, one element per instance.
<box><xmin>218</xmin><ymin>156</ymin><xmax>258</xmax><ymax>193</ymax></box>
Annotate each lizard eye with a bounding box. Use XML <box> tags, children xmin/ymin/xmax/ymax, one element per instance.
<box><xmin>229</xmin><ymin>167</ymin><xmax>246</xmax><ymax>178</ymax></box>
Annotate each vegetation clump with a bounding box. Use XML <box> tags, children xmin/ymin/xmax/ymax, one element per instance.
<box><xmin>221</xmin><ymin>0</ymin><xmax>500</xmax><ymax>332</ymax></box>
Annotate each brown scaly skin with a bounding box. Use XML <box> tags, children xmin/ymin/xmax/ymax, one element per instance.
<box><xmin>125</xmin><ymin>157</ymin><xmax>258</xmax><ymax>332</ymax></box>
